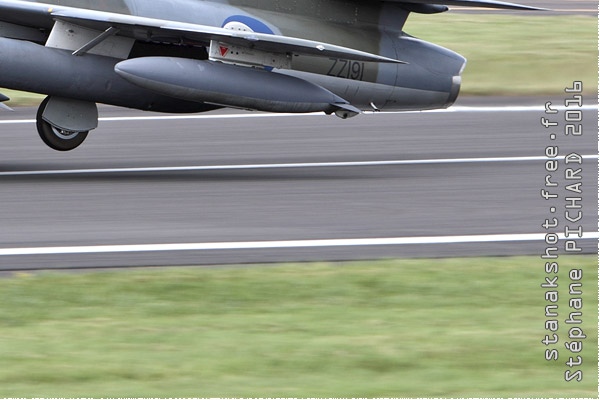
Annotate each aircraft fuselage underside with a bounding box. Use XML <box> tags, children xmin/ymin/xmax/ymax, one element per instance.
<box><xmin>0</xmin><ymin>0</ymin><xmax>541</xmax><ymax>150</ymax></box>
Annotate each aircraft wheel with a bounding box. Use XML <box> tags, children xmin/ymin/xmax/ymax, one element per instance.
<box><xmin>36</xmin><ymin>98</ymin><xmax>89</xmax><ymax>151</ymax></box>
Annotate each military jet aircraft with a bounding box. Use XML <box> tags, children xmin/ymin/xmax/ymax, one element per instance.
<box><xmin>0</xmin><ymin>0</ymin><xmax>542</xmax><ymax>151</ymax></box>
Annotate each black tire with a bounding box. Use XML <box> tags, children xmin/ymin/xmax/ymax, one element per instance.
<box><xmin>36</xmin><ymin>97</ymin><xmax>89</xmax><ymax>151</ymax></box>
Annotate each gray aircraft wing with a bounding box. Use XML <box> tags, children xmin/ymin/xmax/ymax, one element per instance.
<box><xmin>0</xmin><ymin>0</ymin><xmax>402</xmax><ymax>63</ymax></box>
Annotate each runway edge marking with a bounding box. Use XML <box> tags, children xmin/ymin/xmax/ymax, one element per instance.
<box><xmin>0</xmin><ymin>155</ymin><xmax>598</xmax><ymax>176</ymax></box>
<box><xmin>0</xmin><ymin>232</ymin><xmax>598</xmax><ymax>256</ymax></box>
<box><xmin>0</xmin><ymin>104</ymin><xmax>598</xmax><ymax>124</ymax></box>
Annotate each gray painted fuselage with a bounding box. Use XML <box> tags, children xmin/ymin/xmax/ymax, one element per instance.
<box><xmin>5</xmin><ymin>0</ymin><xmax>466</xmax><ymax>112</ymax></box>
<box><xmin>126</xmin><ymin>0</ymin><xmax>467</xmax><ymax>111</ymax></box>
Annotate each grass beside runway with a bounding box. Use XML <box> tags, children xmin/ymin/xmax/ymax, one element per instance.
<box><xmin>1</xmin><ymin>15</ymin><xmax>597</xmax><ymax>106</ymax></box>
<box><xmin>0</xmin><ymin>89</ymin><xmax>44</xmax><ymax>107</ymax></box>
<box><xmin>406</xmin><ymin>14</ymin><xmax>597</xmax><ymax>95</ymax></box>
<box><xmin>0</xmin><ymin>256</ymin><xmax>597</xmax><ymax>397</ymax></box>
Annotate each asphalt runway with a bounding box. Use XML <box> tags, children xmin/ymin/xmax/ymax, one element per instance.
<box><xmin>0</xmin><ymin>96</ymin><xmax>597</xmax><ymax>270</ymax></box>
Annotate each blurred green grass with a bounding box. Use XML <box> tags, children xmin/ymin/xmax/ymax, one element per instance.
<box><xmin>1</xmin><ymin>15</ymin><xmax>597</xmax><ymax>105</ymax></box>
<box><xmin>0</xmin><ymin>256</ymin><xmax>597</xmax><ymax>397</ymax></box>
<box><xmin>0</xmin><ymin>89</ymin><xmax>43</xmax><ymax>107</ymax></box>
<box><xmin>406</xmin><ymin>14</ymin><xmax>598</xmax><ymax>95</ymax></box>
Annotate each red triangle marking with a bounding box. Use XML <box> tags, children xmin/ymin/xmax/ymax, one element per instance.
<box><xmin>219</xmin><ymin>46</ymin><xmax>229</xmax><ymax>57</ymax></box>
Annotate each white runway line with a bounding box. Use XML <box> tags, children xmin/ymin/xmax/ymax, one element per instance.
<box><xmin>0</xmin><ymin>104</ymin><xmax>597</xmax><ymax>125</ymax></box>
<box><xmin>0</xmin><ymin>155</ymin><xmax>597</xmax><ymax>177</ymax></box>
<box><xmin>0</xmin><ymin>232</ymin><xmax>598</xmax><ymax>256</ymax></box>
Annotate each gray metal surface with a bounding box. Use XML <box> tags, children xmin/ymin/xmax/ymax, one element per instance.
<box><xmin>41</xmin><ymin>97</ymin><xmax>98</xmax><ymax>131</ymax></box>
<box><xmin>0</xmin><ymin>37</ymin><xmax>212</xmax><ymax>113</ymax></box>
<box><xmin>0</xmin><ymin>0</ymin><xmax>467</xmax><ymax>114</ymax></box>
<box><xmin>114</xmin><ymin>58</ymin><xmax>360</xmax><ymax>115</ymax></box>
<box><xmin>0</xmin><ymin>97</ymin><xmax>597</xmax><ymax>269</ymax></box>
